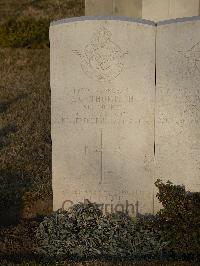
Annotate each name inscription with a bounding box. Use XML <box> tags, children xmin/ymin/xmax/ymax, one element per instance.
<box><xmin>57</xmin><ymin>87</ymin><xmax>150</xmax><ymax>126</ymax></box>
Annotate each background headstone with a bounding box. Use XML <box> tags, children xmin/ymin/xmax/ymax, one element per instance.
<box><xmin>85</xmin><ymin>0</ymin><xmax>200</xmax><ymax>21</ymax></box>
<box><xmin>85</xmin><ymin>0</ymin><xmax>113</xmax><ymax>16</ymax></box>
<box><xmin>85</xmin><ymin>0</ymin><xmax>142</xmax><ymax>18</ymax></box>
<box><xmin>50</xmin><ymin>18</ymin><xmax>155</xmax><ymax>215</ymax></box>
<box><xmin>142</xmin><ymin>0</ymin><xmax>200</xmax><ymax>22</ymax></box>
<box><xmin>114</xmin><ymin>0</ymin><xmax>142</xmax><ymax>18</ymax></box>
<box><xmin>156</xmin><ymin>18</ymin><xmax>200</xmax><ymax>203</ymax></box>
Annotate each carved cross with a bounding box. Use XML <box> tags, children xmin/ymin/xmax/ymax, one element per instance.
<box><xmin>95</xmin><ymin>129</ymin><xmax>104</xmax><ymax>184</ymax></box>
<box><xmin>84</xmin><ymin>129</ymin><xmax>121</xmax><ymax>184</ymax></box>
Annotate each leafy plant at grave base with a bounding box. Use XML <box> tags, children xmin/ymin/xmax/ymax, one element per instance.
<box><xmin>153</xmin><ymin>179</ymin><xmax>200</xmax><ymax>259</ymax></box>
<box><xmin>36</xmin><ymin>208</ymin><xmax>78</xmax><ymax>260</ymax></box>
<box><xmin>0</xmin><ymin>17</ymin><xmax>49</xmax><ymax>48</ymax></box>
<box><xmin>93</xmin><ymin>212</ymin><xmax>166</xmax><ymax>259</ymax></box>
<box><xmin>36</xmin><ymin>202</ymin><xmax>103</xmax><ymax>260</ymax></box>
<box><xmin>36</xmin><ymin>201</ymin><xmax>165</xmax><ymax>261</ymax></box>
<box><xmin>36</xmin><ymin>181</ymin><xmax>200</xmax><ymax>262</ymax></box>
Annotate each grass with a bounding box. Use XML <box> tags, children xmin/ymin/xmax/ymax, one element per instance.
<box><xmin>0</xmin><ymin>18</ymin><xmax>50</xmax><ymax>48</ymax></box>
<box><xmin>0</xmin><ymin>0</ymin><xmax>84</xmax><ymax>24</ymax></box>
<box><xmin>0</xmin><ymin>1</ymin><xmax>84</xmax><ymax>48</ymax></box>
<box><xmin>0</xmin><ymin>0</ymin><xmax>84</xmax><ymax>259</ymax></box>
<box><xmin>1</xmin><ymin>260</ymin><xmax>198</xmax><ymax>266</ymax></box>
<box><xmin>0</xmin><ymin>48</ymin><xmax>52</xmax><ymax>222</ymax></box>
<box><xmin>0</xmin><ymin>1</ymin><xmax>84</xmax><ymax>221</ymax></box>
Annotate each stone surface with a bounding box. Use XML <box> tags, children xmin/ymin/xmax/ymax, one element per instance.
<box><xmin>85</xmin><ymin>0</ymin><xmax>142</xmax><ymax>18</ymax></box>
<box><xmin>85</xmin><ymin>0</ymin><xmax>113</xmax><ymax>16</ymax></box>
<box><xmin>50</xmin><ymin>18</ymin><xmax>155</xmax><ymax>215</ymax></box>
<box><xmin>142</xmin><ymin>0</ymin><xmax>200</xmax><ymax>22</ymax></box>
<box><xmin>156</xmin><ymin>18</ymin><xmax>200</xmax><ymax>200</ymax></box>
<box><xmin>85</xmin><ymin>1</ymin><xmax>200</xmax><ymax>22</ymax></box>
<box><xmin>114</xmin><ymin>0</ymin><xmax>142</xmax><ymax>18</ymax></box>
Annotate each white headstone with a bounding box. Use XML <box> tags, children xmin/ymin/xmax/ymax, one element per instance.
<box><xmin>85</xmin><ymin>0</ymin><xmax>142</xmax><ymax>18</ymax></box>
<box><xmin>156</xmin><ymin>18</ymin><xmax>200</xmax><ymax>200</ymax></box>
<box><xmin>142</xmin><ymin>0</ymin><xmax>200</xmax><ymax>22</ymax></box>
<box><xmin>50</xmin><ymin>18</ymin><xmax>156</xmax><ymax>215</ymax></box>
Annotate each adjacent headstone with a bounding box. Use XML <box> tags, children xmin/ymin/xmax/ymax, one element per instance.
<box><xmin>85</xmin><ymin>0</ymin><xmax>142</xmax><ymax>18</ymax></box>
<box><xmin>156</xmin><ymin>18</ymin><xmax>200</xmax><ymax>202</ymax></box>
<box><xmin>142</xmin><ymin>0</ymin><xmax>200</xmax><ymax>22</ymax></box>
<box><xmin>50</xmin><ymin>17</ymin><xmax>156</xmax><ymax>215</ymax></box>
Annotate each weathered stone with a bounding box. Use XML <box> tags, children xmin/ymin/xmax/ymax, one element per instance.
<box><xmin>142</xmin><ymin>0</ymin><xmax>200</xmax><ymax>22</ymax></box>
<box><xmin>156</xmin><ymin>18</ymin><xmax>200</xmax><ymax>206</ymax></box>
<box><xmin>113</xmin><ymin>0</ymin><xmax>142</xmax><ymax>18</ymax></box>
<box><xmin>85</xmin><ymin>0</ymin><xmax>142</xmax><ymax>18</ymax></box>
<box><xmin>50</xmin><ymin>18</ymin><xmax>155</xmax><ymax>215</ymax></box>
<box><xmin>85</xmin><ymin>0</ymin><xmax>200</xmax><ymax>21</ymax></box>
<box><xmin>85</xmin><ymin>0</ymin><xmax>113</xmax><ymax>16</ymax></box>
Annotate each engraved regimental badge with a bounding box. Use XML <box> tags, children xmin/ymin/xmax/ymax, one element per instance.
<box><xmin>73</xmin><ymin>27</ymin><xmax>128</xmax><ymax>82</ymax></box>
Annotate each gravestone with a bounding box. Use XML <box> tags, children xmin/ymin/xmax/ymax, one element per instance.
<box><xmin>85</xmin><ymin>0</ymin><xmax>200</xmax><ymax>22</ymax></box>
<box><xmin>156</xmin><ymin>18</ymin><xmax>200</xmax><ymax>202</ymax></box>
<box><xmin>50</xmin><ymin>17</ymin><xmax>155</xmax><ymax>215</ymax></box>
<box><xmin>85</xmin><ymin>0</ymin><xmax>142</xmax><ymax>18</ymax></box>
<box><xmin>142</xmin><ymin>0</ymin><xmax>200</xmax><ymax>22</ymax></box>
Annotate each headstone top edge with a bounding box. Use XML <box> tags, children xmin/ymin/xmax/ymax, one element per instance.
<box><xmin>50</xmin><ymin>16</ymin><xmax>155</xmax><ymax>27</ymax></box>
<box><xmin>157</xmin><ymin>15</ymin><xmax>200</xmax><ymax>26</ymax></box>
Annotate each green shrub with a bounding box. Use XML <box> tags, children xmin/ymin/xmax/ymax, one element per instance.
<box><xmin>154</xmin><ymin>180</ymin><xmax>200</xmax><ymax>258</ymax></box>
<box><xmin>0</xmin><ymin>17</ymin><xmax>49</xmax><ymax>48</ymax></box>
<box><xmin>93</xmin><ymin>212</ymin><xmax>166</xmax><ymax>259</ymax></box>
<box><xmin>36</xmin><ymin>201</ymin><xmax>164</xmax><ymax>261</ymax></box>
